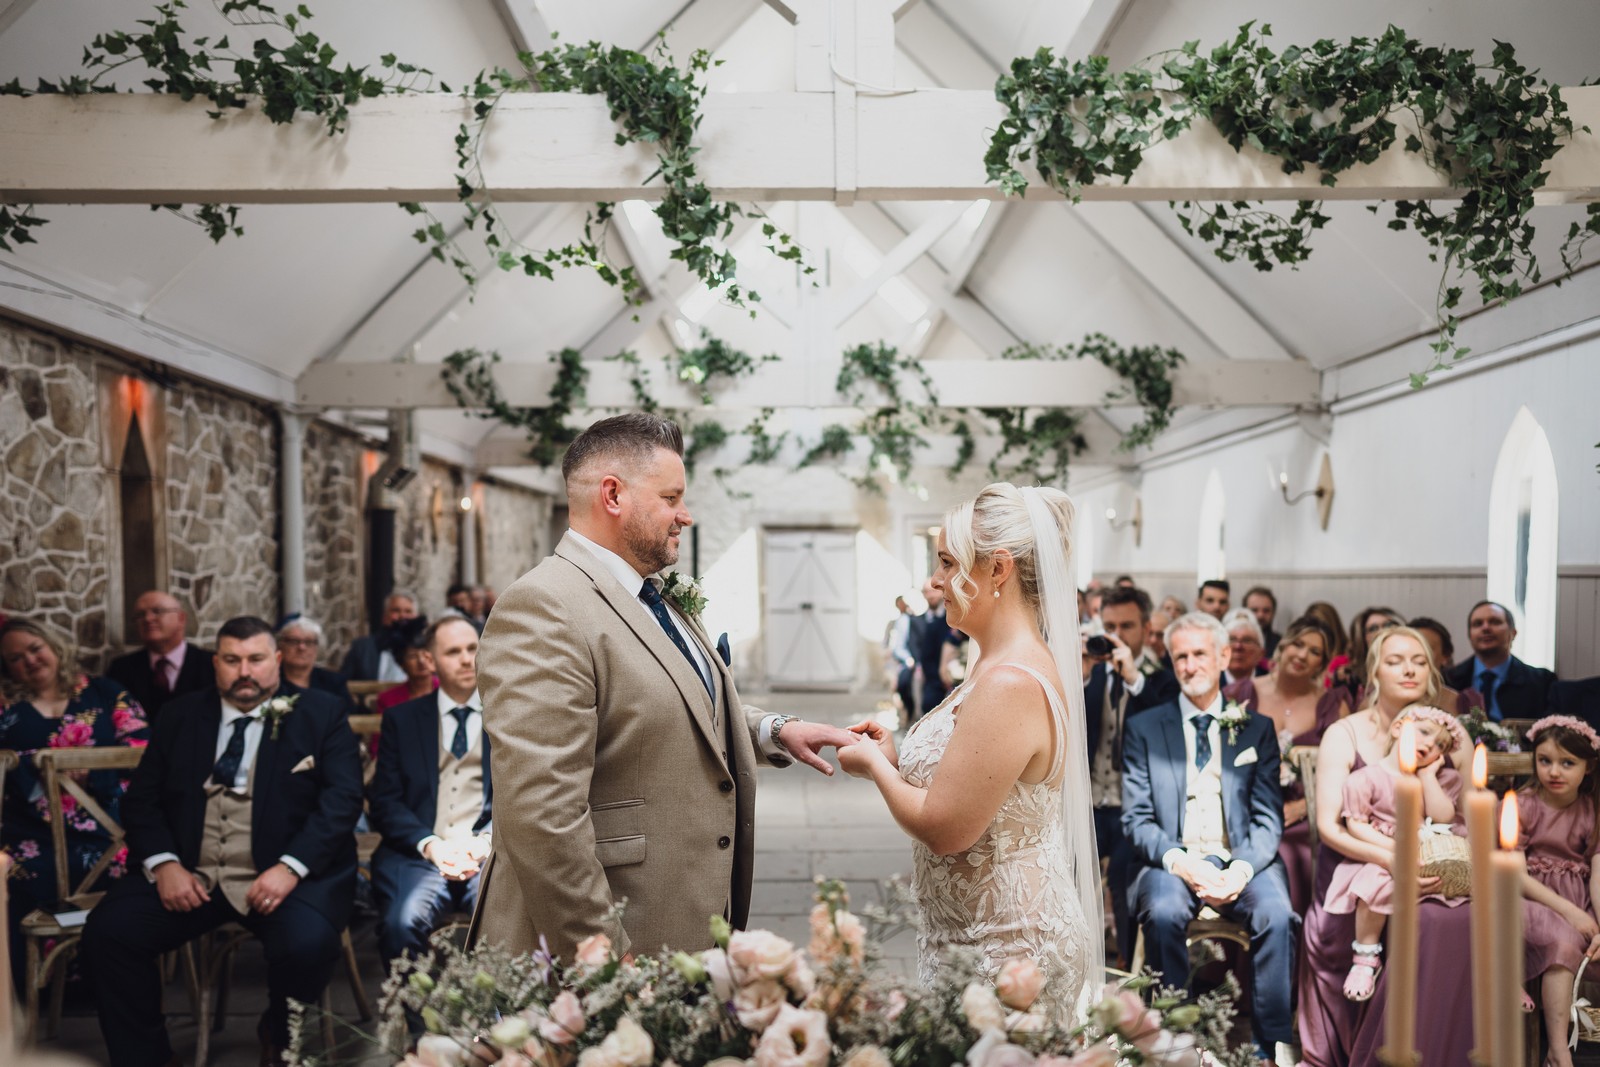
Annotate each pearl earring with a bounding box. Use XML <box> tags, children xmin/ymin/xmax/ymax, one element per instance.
<box><xmin>993</xmin><ymin>589</ymin><xmax>1001</xmax><ymax>599</ymax></box>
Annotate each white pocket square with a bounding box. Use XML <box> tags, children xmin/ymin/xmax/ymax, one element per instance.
<box><xmin>1232</xmin><ymin>747</ymin><xmax>1258</xmax><ymax>767</ymax></box>
<box><xmin>291</xmin><ymin>756</ymin><xmax>316</xmax><ymax>774</ymax></box>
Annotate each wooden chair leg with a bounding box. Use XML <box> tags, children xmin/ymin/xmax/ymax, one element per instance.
<box><xmin>341</xmin><ymin>929</ymin><xmax>373</xmax><ymax>1022</ymax></box>
<box><xmin>321</xmin><ymin>986</ymin><xmax>337</xmax><ymax>1051</ymax></box>
<box><xmin>46</xmin><ymin>949</ymin><xmax>68</xmax><ymax>1038</ymax></box>
<box><xmin>23</xmin><ymin>937</ymin><xmax>41</xmax><ymax>1048</ymax></box>
<box><xmin>182</xmin><ymin>942</ymin><xmax>203</xmax><ymax>1023</ymax></box>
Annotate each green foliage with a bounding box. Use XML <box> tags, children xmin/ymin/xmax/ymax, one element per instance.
<box><xmin>152</xmin><ymin>203</ymin><xmax>244</xmax><ymax>242</ymax></box>
<box><xmin>989</xmin><ymin>23</ymin><xmax>1596</xmax><ymax>383</ymax></box>
<box><xmin>1003</xmin><ymin>334</ymin><xmax>1186</xmax><ymax>451</ymax></box>
<box><xmin>0</xmin><ymin>205</ymin><xmax>47</xmax><ymax>253</ymax></box>
<box><xmin>797</xmin><ymin>424</ymin><xmax>855</xmax><ymax>469</ymax></box>
<box><xmin>674</xmin><ymin>332</ymin><xmax>779</xmax><ymax>404</ymax></box>
<box><xmin>741</xmin><ymin>407</ymin><xmax>787</xmax><ymax>465</ymax></box>
<box><xmin>826</xmin><ymin>342</ymin><xmax>942</xmax><ymax>493</ymax></box>
<box><xmin>440</xmin><ymin>347</ymin><xmax>587</xmax><ymax>468</ymax></box>
<box><xmin>682</xmin><ymin>418</ymin><xmax>730</xmax><ymax>476</ymax></box>
<box><xmin>980</xmin><ymin>406</ymin><xmax>1089</xmax><ymax>487</ymax></box>
<box><xmin>606</xmin><ymin>348</ymin><xmax>657</xmax><ymax>413</ymax></box>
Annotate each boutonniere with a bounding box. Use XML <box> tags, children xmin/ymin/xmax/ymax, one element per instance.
<box><xmin>261</xmin><ymin>694</ymin><xmax>299</xmax><ymax>740</ymax></box>
<box><xmin>661</xmin><ymin>571</ymin><xmax>707</xmax><ymax>620</ymax></box>
<box><xmin>1138</xmin><ymin>655</ymin><xmax>1159</xmax><ymax>678</ymax></box>
<box><xmin>1217</xmin><ymin>699</ymin><xmax>1250</xmax><ymax>743</ymax></box>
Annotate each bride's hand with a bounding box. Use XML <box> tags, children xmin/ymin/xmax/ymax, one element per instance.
<box><xmin>836</xmin><ymin>735</ymin><xmax>887</xmax><ymax>780</ymax></box>
<box><xmin>846</xmin><ymin>719</ymin><xmax>898</xmax><ymax>769</ymax></box>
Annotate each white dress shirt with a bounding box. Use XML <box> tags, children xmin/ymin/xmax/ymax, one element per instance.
<box><xmin>1160</xmin><ymin>691</ymin><xmax>1255</xmax><ymax>884</ymax></box>
<box><xmin>143</xmin><ymin>699</ymin><xmax>308</xmax><ymax>877</ymax></box>
<box><xmin>417</xmin><ymin>688</ymin><xmax>487</xmax><ymax>858</ymax></box>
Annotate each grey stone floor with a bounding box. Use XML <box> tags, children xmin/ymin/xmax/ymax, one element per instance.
<box><xmin>27</xmin><ymin>688</ymin><xmax>914</xmax><ymax>1066</ymax></box>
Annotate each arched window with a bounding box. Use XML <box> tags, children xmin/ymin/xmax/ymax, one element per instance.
<box><xmin>1486</xmin><ymin>407</ymin><xmax>1559</xmax><ymax>669</ymax></box>
<box><xmin>1196</xmin><ymin>469</ymin><xmax>1226</xmax><ymax>586</ymax></box>
<box><xmin>119</xmin><ymin>414</ymin><xmax>158</xmax><ymax>635</ymax></box>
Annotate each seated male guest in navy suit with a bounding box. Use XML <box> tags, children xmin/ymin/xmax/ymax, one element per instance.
<box><xmin>368</xmin><ymin>615</ymin><xmax>492</xmax><ymax>964</ymax></box>
<box><xmin>1122</xmin><ymin>611</ymin><xmax>1294</xmax><ymax>1063</ymax></box>
<box><xmin>82</xmin><ymin>616</ymin><xmax>362</xmax><ymax>1067</ymax></box>
<box><xmin>1442</xmin><ymin>600</ymin><xmax>1556</xmax><ymax>721</ymax></box>
<box><xmin>1085</xmin><ymin>585</ymin><xmax>1179</xmax><ymax>967</ymax></box>
<box><xmin>107</xmin><ymin>589</ymin><xmax>215</xmax><ymax>722</ymax></box>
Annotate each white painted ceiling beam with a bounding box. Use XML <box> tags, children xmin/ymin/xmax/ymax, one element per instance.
<box><xmin>1062</xmin><ymin>0</ymin><xmax>1137</xmax><ymax>60</ymax></box>
<box><xmin>9</xmin><ymin>89</ymin><xmax>1598</xmax><ymax>203</ymax></box>
<box><xmin>488</xmin><ymin>0</ymin><xmax>557</xmax><ymax>54</ymax></box>
<box><xmin>830</xmin><ymin>200</ymin><xmax>968</xmax><ymax>325</ymax></box>
<box><xmin>298</xmin><ymin>356</ymin><xmax>1318</xmax><ymax>409</ymax></box>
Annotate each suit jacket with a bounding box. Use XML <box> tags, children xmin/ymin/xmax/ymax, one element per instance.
<box><xmin>367</xmin><ymin>692</ymin><xmax>493</xmax><ymax>858</ymax></box>
<box><xmin>339</xmin><ymin>634</ymin><xmax>381</xmax><ymax>682</ymax></box>
<box><xmin>107</xmin><ymin>645</ymin><xmax>215</xmax><ymax>721</ymax></box>
<box><xmin>1444</xmin><ymin>655</ymin><xmax>1556</xmax><ymax>720</ymax></box>
<box><xmin>1546</xmin><ymin>676</ymin><xmax>1600</xmax><ymax>727</ymax></box>
<box><xmin>306</xmin><ymin>665</ymin><xmax>357</xmax><ymax>715</ymax></box>
<box><xmin>119</xmin><ymin>682</ymin><xmax>363</xmax><ymax>929</ymax></box>
<box><xmin>1083</xmin><ymin>660</ymin><xmax>1180</xmax><ymax>768</ymax></box>
<box><xmin>1120</xmin><ymin>700</ymin><xmax>1283</xmax><ymax>876</ymax></box>
<box><xmin>470</xmin><ymin>532</ymin><xmax>774</xmax><ymax>960</ymax></box>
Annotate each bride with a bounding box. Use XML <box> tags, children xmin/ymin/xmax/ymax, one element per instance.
<box><xmin>837</xmin><ymin>483</ymin><xmax>1102</xmax><ymax>1018</ymax></box>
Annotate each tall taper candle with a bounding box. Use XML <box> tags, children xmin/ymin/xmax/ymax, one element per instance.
<box><xmin>1467</xmin><ymin>745</ymin><xmax>1495</xmax><ymax>1061</ymax></box>
<box><xmin>1385</xmin><ymin>721</ymin><xmax>1422</xmax><ymax>1064</ymax></box>
<box><xmin>1492</xmin><ymin>791</ymin><xmax>1526</xmax><ymax>1067</ymax></box>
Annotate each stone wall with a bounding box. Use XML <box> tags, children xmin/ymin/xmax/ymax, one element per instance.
<box><xmin>0</xmin><ymin>323</ymin><xmax>112</xmax><ymax>666</ymax></box>
<box><xmin>301</xmin><ymin>420</ymin><xmax>366</xmax><ymax>664</ymax></box>
<box><xmin>480</xmin><ymin>477</ymin><xmax>553</xmax><ymax>595</ymax></box>
<box><xmin>391</xmin><ymin>458</ymin><xmax>463</xmax><ymax>620</ymax></box>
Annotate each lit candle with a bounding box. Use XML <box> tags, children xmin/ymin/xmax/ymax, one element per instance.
<box><xmin>1491</xmin><ymin>792</ymin><xmax>1526</xmax><ymax>1067</ymax></box>
<box><xmin>1385</xmin><ymin>720</ymin><xmax>1422</xmax><ymax>1065</ymax></box>
<box><xmin>1467</xmin><ymin>745</ymin><xmax>1495</xmax><ymax>1061</ymax></box>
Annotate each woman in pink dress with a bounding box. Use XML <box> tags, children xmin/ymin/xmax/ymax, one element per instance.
<box><xmin>1225</xmin><ymin>616</ymin><xmax>1349</xmax><ymax>912</ymax></box>
<box><xmin>1321</xmin><ymin>706</ymin><xmax>1467</xmax><ymax>1001</ymax></box>
<box><xmin>1516</xmin><ymin>716</ymin><xmax>1600</xmax><ymax>1067</ymax></box>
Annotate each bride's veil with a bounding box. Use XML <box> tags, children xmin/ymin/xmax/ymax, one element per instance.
<box><xmin>1019</xmin><ymin>486</ymin><xmax>1105</xmax><ymax>1007</ymax></box>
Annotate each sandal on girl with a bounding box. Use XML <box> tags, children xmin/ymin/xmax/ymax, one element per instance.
<box><xmin>1343</xmin><ymin>953</ymin><xmax>1382</xmax><ymax>1002</ymax></box>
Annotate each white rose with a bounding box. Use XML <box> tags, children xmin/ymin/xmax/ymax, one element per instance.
<box><xmin>703</xmin><ymin>949</ymin><xmax>736</xmax><ymax>1000</ymax></box>
<box><xmin>728</xmin><ymin>930</ymin><xmax>798</xmax><ymax>981</ymax></box>
<box><xmin>753</xmin><ymin>1005</ymin><xmax>832</xmax><ymax>1067</ymax></box>
<box><xmin>733</xmin><ymin>979</ymin><xmax>790</xmax><ymax>1031</ymax></box>
<box><xmin>577</xmin><ymin>1048</ymin><xmax>619</xmax><ymax>1067</ymax></box>
<box><xmin>965</xmin><ymin>1030</ymin><xmax>1036</xmax><ymax>1067</ymax></box>
<box><xmin>962</xmin><ymin>983</ymin><xmax>1006</xmax><ymax>1032</ymax></box>
<box><xmin>600</xmin><ymin>1016</ymin><xmax>653</xmax><ymax>1067</ymax></box>
<box><xmin>415</xmin><ymin>1035</ymin><xmax>471</xmax><ymax>1067</ymax></box>
<box><xmin>842</xmin><ymin>1047</ymin><xmax>892</xmax><ymax>1067</ymax></box>
<box><xmin>491</xmin><ymin>1017</ymin><xmax>534</xmax><ymax>1050</ymax></box>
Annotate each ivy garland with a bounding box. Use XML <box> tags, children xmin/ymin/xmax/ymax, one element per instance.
<box><xmin>674</xmin><ymin>333</ymin><xmax>781</xmax><ymax>405</ymax></box>
<box><xmin>986</xmin><ymin>23</ymin><xmax>1600</xmax><ymax>384</ymax></box>
<box><xmin>440</xmin><ymin>347</ymin><xmax>587</xmax><ymax>468</ymax></box>
<box><xmin>1002</xmin><ymin>335</ymin><xmax>1186</xmax><ymax>451</ymax></box>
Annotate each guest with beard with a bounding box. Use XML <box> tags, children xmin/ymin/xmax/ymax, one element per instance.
<box><xmin>1442</xmin><ymin>600</ymin><xmax>1557</xmax><ymax>721</ymax></box>
<box><xmin>107</xmin><ymin>590</ymin><xmax>214</xmax><ymax>722</ymax></box>
<box><xmin>340</xmin><ymin>590</ymin><xmax>421</xmax><ymax>683</ymax></box>
<box><xmin>82</xmin><ymin>616</ymin><xmax>361</xmax><ymax>1067</ymax></box>
<box><xmin>1243</xmin><ymin>585</ymin><xmax>1280</xmax><ymax>657</ymax></box>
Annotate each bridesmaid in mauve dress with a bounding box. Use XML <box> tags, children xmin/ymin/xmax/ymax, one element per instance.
<box><xmin>1302</xmin><ymin>627</ymin><xmax>1469</xmax><ymax>1067</ymax></box>
<box><xmin>1225</xmin><ymin>616</ymin><xmax>1349</xmax><ymax>913</ymax></box>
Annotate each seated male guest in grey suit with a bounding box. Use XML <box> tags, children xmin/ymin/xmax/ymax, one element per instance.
<box><xmin>368</xmin><ymin>615</ymin><xmax>492</xmax><ymax>964</ymax></box>
<box><xmin>82</xmin><ymin>616</ymin><xmax>363</xmax><ymax>1067</ymax></box>
<box><xmin>1122</xmin><ymin>611</ymin><xmax>1294</xmax><ymax>1063</ymax></box>
<box><xmin>1442</xmin><ymin>600</ymin><xmax>1556</xmax><ymax>721</ymax></box>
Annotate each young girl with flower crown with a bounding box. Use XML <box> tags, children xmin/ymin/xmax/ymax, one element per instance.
<box><xmin>1516</xmin><ymin>716</ymin><xmax>1600</xmax><ymax>1067</ymax></box>
<box><xmin>1322</xmin><ymin>704</ymin><xmax>1467</xmax><ymax>1002</ymax></box>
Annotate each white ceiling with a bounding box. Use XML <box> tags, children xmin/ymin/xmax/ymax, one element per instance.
<box><xmin>3</xmin><ymin>0</ymin><xmax>1598</xmax><ymax>473</ymax></box>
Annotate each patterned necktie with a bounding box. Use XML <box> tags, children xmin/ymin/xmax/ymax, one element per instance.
<box><xmin>1478</xmin><ymin>671</ymin><xmax>1499</xmax><ymax>721</ymax></box>
<box><xmin>448</xmin><ymin>706</ymin><xmax>472</xmax><ymax>760</ymax></box>
<box><xmin>211</xmin><ymin>716</ymin><xmax>252</xmax><ymax>789</ymax></box>
<box><xmin>1191</xmin><ymin>713</ymin><xmax>1215</xmax><ymax>772</ymax></box>
<box><xmin>153</xmin><ymin>656</ymin><xmax>173</xmax><ymax>696</ymax></box>
<box><xmin>639</xmin><ymin>582</ymin><xmax>712</xmax><ymax>698</ymax></box>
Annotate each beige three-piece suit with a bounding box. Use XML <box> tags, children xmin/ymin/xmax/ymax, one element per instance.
<box><xmin>469</xmin><ymin>532</ymin><xmax>775</xmax><ymax>960</ymax></box>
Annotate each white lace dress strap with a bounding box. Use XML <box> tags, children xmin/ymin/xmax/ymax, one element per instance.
<box><xmin>990</xmin><ymin>661</ymin><xmax>1071</xmax><ymax>782</ymax></box>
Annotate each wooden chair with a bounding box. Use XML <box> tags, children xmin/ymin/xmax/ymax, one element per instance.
<box><xmin>19</xmin><ymin>745</ymin><xmax>146</xmax><ymax>1045</ymax></box>
<box><xmin>1288</xmin><ymin>744</ymin><xmax>1321</xmax><ymax>880</ymax></box>
<box><xmin>346</xmin><ymin>682</ymin><xmax>394</xmax><ymax>712</ymax></box>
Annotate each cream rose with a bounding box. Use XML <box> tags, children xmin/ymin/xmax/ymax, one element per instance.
<box><xmin>491</xmin><ymin>1017</ymin><xmax>534</xmax><ymax>1051</ymax></box>
<box><xmin>540</xmin><ymin>991</ymin><xmax>586</xmax><ymax>1046</ymax></box>
<box><xmin>729</xmin><ymin>930</ymin><xmax>799</xmax><ymax>981</ymax></box>
<box><xmin>884</xmin><ymin>990</ymin><xmax>907</xmax><ymax>1023</ymax></box>
<box><xmin>995</xmin><ymin>959</ymin><xmax>1044</xmax><ymax>1011</ymax></box>
<box><xmin>574</xmin><ymin>934</ymin><xmax>613</xmax><ymax>967</ymax></box>
<box><xmin>1065</xmin><ymin>1044</ymin><xmax>1117</xmax><ymax>1067</ymax></box>
<box><xmin>961</xmin><ymin>983</ymin><xmax>1006</xmax><ymax>1033</ymax></box>
<box><xmin>703</xmin><ymin>949</ymin><xmax>736</xmax><ymax>1000</ymax></box>
<box><xmin>733</xmin><ymin>979</ymin><xmax>790</xmax><ymax>1031</ymax></box>
<box><xmin>784</xmin><ymin>957</ymin><xmax>816</xmax><ymax>999</ymax></box>
<box><xmin>600</xmin><ymin>1016</ymin><xmax>653</xmax><ymax>1067</ymax></box>
<box><xmin>753</xmin><ymin>1004</ymin><xmax>832</xmax><ymax>1067</ymax></box>
<box><xmin>965</xmin><ymin>1030</ymin><xmax>1036</xmax><ymax>1067</ymax></box>
<box><xmin>842</xmin><ymin>1046</ymin><xmax>892</xmax><ymax>1067</ymax></box>
<box><xmin>576</xmin><ymin>1048</ymin><xmax>619</xmax><ymax>1067</ymax></box>
<box><xmin>415</xmin><ymin>1034</ymin><xmax>471</xmax><ymax>1067</ymax></box>
<box><xmin>1134</xmin><ymin>1030</ymin><xmax>1200</xmax><ymax>1067</ymax></box>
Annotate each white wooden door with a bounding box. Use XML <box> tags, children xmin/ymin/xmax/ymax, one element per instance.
<box><xmin>764</xmin><ymin>529</ymin><xmax>857</xmax><ymax>689</ymax></box>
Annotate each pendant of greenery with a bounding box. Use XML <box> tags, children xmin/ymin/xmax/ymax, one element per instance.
<box><xmin>440</xmin><ymin>347</ymin><xmax>587</xmax><ymax>468</ymax></box>
<box><xmin>1002</xmin><ymin>334</ymin><xmax>1185</xmax><ymax>451</ymax></box>
<box><xmin>982</xmin><ymin>407</ymin><xmax>1089</xmax><ymax>487</ymax></box>
<box><xmin>987</xmin><ymin>23</ymin><xmax>1600</xmax><ymax>384</ymax></box>
<box><xmin>0</xmin><ymin>0</ymin><xmax>437</xmax><ymax>247</ymax></box>
<box><xmin>674</xmin><ymin>333</ymin><xmax>781</xmax><ymax>405</ymax></box>
<box><xmin>797</xmin><ymin>424</ymin><xmax>856</xmax><ymax>471</ymax></box>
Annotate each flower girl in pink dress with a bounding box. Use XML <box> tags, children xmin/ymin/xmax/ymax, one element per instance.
<box><xmin>1323</xmin><ymin>705</ymin><xmax>1467</xmax><ymax>1001</ymax></box>
<box><xmin>1516</xmin><ymin>716</ymin><xmax>1600</xmax><ymax>1067</ymax></box>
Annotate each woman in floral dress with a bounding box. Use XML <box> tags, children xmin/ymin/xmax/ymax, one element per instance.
<box><xmin>0</xmin><ymin>618</ymin><xmax>150</xmax><ymax>984</ymax></box>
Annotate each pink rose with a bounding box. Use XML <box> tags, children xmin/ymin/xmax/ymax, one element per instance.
<box><xmin>1134</xmin><ymin>1030</ymin><xmax>1200</xmax><ymax>1067</ymax></box>
<box><xmin>733</xmin><ymin>979</ymin><xmax>789</xmax><ymax>1031</ymax></box>
<box><xmin>1065</xmin><ymin>1044</ymin><xmax>1117</xmax><ymax>1067</ymax></box>
<box><xmin>498</xmin><ymin>1055</ymin><xmax>534</xmax><ymax>1067</ymax></box>
<box><xmin>753</xmin><ymin>1005</ymin><xmax>831</xmax><ymax>1067</ymax></box>
<box><xmin>807</xmin><ymin>906</ymin><xmax>866</xmax><ymax>965</ymax></box>
<box><xmin>784</xmin><ymin>957</ymin><xmax>815</xmax><ymax>999</ymax></box>
<box><xmin>995</xmin><ymin>959</ymin><xmax>1044</xmax><ymax>1011</ymax></box>
<box><xmin>961</xmin><ymin>983</ymin><xmax>1006</xmax><ymax>1032</ymax></box>
<box><xmin>574</xmin><ymin>934</ymin><xmax>612</xmax><ymax>967</ymax></box>
<box><xmin>842</xmin><ymin>1047</ymin><xmax>891</xmax><ymax>1067</ymax></box>
<box><xmin>728</xmin><ymin>930</ymin><xmax>798</xmax><ymax>982</ymax></box>
<box><xmin>539</xmin><ymin>991</ymin><xmax>586</xmax><ymax>1045</ymax></box>
<box><xmin>884</xmin><ymin>990</ymin><xmax>907</xmax><ymax>1023</ymax></box>
<box><xmin>416</xmin><ymin>1034</ymin><xmax>472</xmax><ymax>1067</ymax></box>
<box><xmin>1092</xmin><ymin>988</ymin><xmax>1152</xmax><ymax>1038</ymax></box>
<box><xmin>965</xmin><ymin>1030</ymin><xmax>1036</xmax><ymax>1067</ymax></box>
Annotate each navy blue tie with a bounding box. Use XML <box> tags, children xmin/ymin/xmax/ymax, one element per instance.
<box><xmin>1478</xmin><ymin>671</ymin><xmax>1499</xmax><ymax>721</ymax></box>
<box><xmin>211</xmin><ymin>717</ymin><xmax>252</xmax><ymax>789</ymax></box>
<box><xmin>1192</xmin><ymin>713</ymin><xmax>1214</xmax><ymax>772</ymax></box>
<box><xmin>639</xmin><ymin>581</ymin><xmax>712</xmax><ymax>698</ymax></box>
<box><xmin>448</xmin><ymin>707</ymin><xmax>472</xmax><ymax>760</ymax></box>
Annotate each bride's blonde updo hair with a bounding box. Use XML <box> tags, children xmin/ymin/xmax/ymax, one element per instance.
<box><xmin>942</xmin><ymin>482</ymin><xmax>1075</xmax><ymax>629</ymax></box>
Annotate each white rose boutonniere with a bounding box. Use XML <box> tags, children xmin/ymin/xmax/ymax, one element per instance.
<box><xmin>261</xmin><ymin>693</ymin><xmax>299</xmax><ymax>740</ymax></box>
<box><xmin>662</xmin><ymin>571</ymin><xmax>707</xmax><ymax>620</ymax></box>
<box><xmin>1217</xmin><ymin>699</ymin><xmax>1250</xmax><ymax>744</ymax></box>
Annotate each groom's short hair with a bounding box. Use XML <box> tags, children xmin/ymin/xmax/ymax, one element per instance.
<box><xmin>562</xmin><ymin>413</ymin><xmax>685</xmax><ymax>488</ymax></box>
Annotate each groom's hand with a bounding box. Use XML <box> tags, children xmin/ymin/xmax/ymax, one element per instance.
<box><xmin>778</xmin><ymin>721</ymin><xmax>860</xmax><ymax>776</ymax></box>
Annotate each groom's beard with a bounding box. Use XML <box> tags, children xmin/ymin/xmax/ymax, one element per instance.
<box><xmin>624</xmin><ymin>513</ymin><xmax>680</xmax><ymax>574</ymax></box>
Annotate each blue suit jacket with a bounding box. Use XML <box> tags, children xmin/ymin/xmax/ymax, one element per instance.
<box><xmin>1119</xmin><ymin>699</ymin><xmax>1283</xmax><ymax>875</ymax></box>
<box><xmin>1084</xmin><ymin>660</ymin><xmax>1180</xmax><ymax>765</ymax></box>
<box><xmin>367</xmin><ymin>693</ymin><xmax>493</xmax><ymax>857</ymax></box>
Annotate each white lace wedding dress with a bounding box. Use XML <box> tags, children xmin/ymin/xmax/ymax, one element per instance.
<box><xmin>899</xmin><ymin>663</ymin><xmax>1090</xmax><ymax>1019</ymax></box>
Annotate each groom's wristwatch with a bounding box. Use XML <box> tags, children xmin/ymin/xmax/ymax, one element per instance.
<box><xmin>770</xmin><ymin>714</ymin><xmax>797</xmax><ymax>756</ymax></box>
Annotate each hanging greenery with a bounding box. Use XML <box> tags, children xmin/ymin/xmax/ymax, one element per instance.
<box><xmin>0</xmin><ymin>0</ymin><xmax>437</xmax><ymax>247</ymax></box>
<box><xmin>440</xmin><ymin>347</ymin><xmax>588</xmax><ymax>468</ymax></box>
<box><xmin>1001</xmin><ymin>334</ymin><xmax>1186</xmax><ymax>451</ymax></box>
<box><xmin>674</xmin><ymin>333</ymin><xmax>781</xmax><ymax>405</ymax></box>
<box><xmin>986</xmin><ymin>23</ymin><xmax>1600</xmax><ymax>384</ymax></box>
<box><xmin>796</xmin><ymin>424</ymin><xmax>856</xmax><ymax>470</ymax></box>
<box><xmin>982</xmin><ymin>407</ymin><xmax>1089</xmax><ymax>487</ymax></box>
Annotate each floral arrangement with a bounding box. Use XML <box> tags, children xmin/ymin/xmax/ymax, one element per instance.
<box><xmin>662</xmin><ymin>572</ymin><xmax>708</xmax><ymax>621</ymax></box>
<box><xmin>262</xmin><ymin>693</ymin><xmax>300</xmax><ymax>740</ymax></box>
<box><xmin>289</xmin><ymin>880</ymin><xmax>1254</xmax><ymax>1067</ymax></box>
<box><xmin>1457</xmin><ymin>706</ymin><xmax>1519</xmax><ymax>754</ymax></box>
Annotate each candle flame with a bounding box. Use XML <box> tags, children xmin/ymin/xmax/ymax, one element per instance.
<box><xmin>1473</xmin><ymin>743</ymin><xmax>1487</xmax><ymax>789</ymax></box>
<box><xmin>1500</xmin><ymin>790</ymin><xmax>1520</xmax><ymax>849</ymax></box>
<box><xmin>1397</xmin><ymin>720</ymin><xmax>1418</xmax><ymax>774</ymax></box>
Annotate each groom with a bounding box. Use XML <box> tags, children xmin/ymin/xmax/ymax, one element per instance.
<box><xmin>1121</xmin><ymin>611</ymin><xmax>1295</xmax><ymax>1062</ymax></box>
<box><xmin>471</xmin><ymin>413</ymin><xmax>856</xmax><ymax>960</ymax></box>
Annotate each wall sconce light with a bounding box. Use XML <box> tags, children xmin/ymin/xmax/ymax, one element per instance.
<box><xmin>459</xmin><ymin>495</ymin><xmax>474</xmax><ymax>512</ymax></box>
<box><xmin>1279</xmin><ymin>453</ymin><xmax>1335</xmax><ymax>530</ymax></box>
<box><xmin>1105</xmin><ymin>497</ymin><xmax>1143</xmax><ymax>547</ymax></box>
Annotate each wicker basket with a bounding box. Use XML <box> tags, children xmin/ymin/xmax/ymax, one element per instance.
<box><xmin>1570</xmin><ymin>957</ymin><xmax>1600</xmax><ymax>1047</ymax></box>
<box><xmin>1417</xmin><ymin>826</ymin><xmax>1471</xmax><ymax>898</ymax></box>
